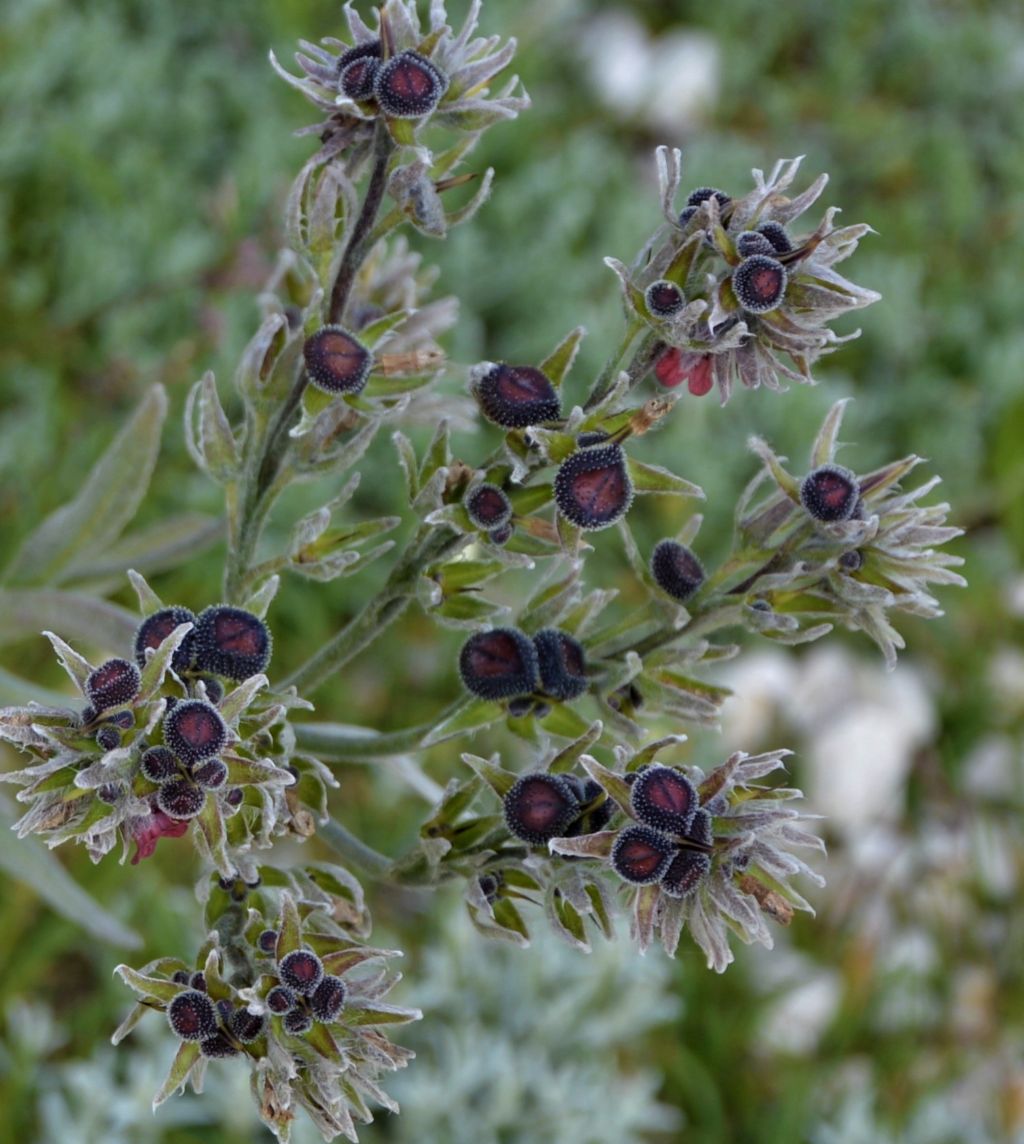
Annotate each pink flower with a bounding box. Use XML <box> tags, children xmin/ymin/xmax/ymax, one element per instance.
<box><xmin>129</xmin><ymin>807</ymin><xmax>190</xmax><ymax>865</ymax></box>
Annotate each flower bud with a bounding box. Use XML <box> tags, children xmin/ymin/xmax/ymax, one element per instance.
<box><xmin>167</xmin><ymin>990</ymin><xmax>217</xmax><ymax>1042</ymax></box>
<box><xmin>458</xmin><ymin>628</ymin><xmax>539</xmax><ymax>701</ymax></box>
<box><xmin>278</xmin><ymin>949</ymin><xmax>324</xmax><ymax>996</ymax></box>
<box><xmin>553</xmin><ymin>444</ymin><xmax>633</xmax><ymax>531</ymax></box>
<box><xmin>283</xmin><ymin>1009</ymin><xmax>313</xmax><ymax>1036</ymax></box>
<box><xmin>610</xmin><ymin>825</ymin><xmax>674</xmax><ymax>884</ymax></box>
<box><xmin>644</xmin><ymin>279</ymin><xmax>685</xmax><ymax>318</ymax></box>
<box><xmin>133</xmin><ymin>606</ymin><xmax>196</xmax><ymax>672</ymax></box>
<box><xmin>230</xmin><ymin>1007</ymin><xmax>266</xmax><ymax>1044</ymax></box>
<box><xmin>629</xmin><ymin>765</ymin><xmax>698</xmax><ymax>836</ymax></box>
<box><xmin>465</xmin><ymin>483</ymin><xmax>513</xmax><ymax>531</ymax></box>
<box><xmin>303</xmin><ymin>326</ymin><xmax>373</xmax><ymax>396</ymax></box>
<box><xmin>373</xmin><ymin>50</ymin><xmax>448</xmax><ymax>119</ymax></box>
<box><xmin>95</xmin><ymin>726</ymin><xmax>121</xmax><ymax>752</ymax></box>
<box><xmin>488</xmin><ymin>523</ymin><xmax>513</xmax><ymax>546</ymax></box>
<box><xmin>686</xmin><ymin>186</ymin><xmax>730</xmax><ymax>209</ymax></box>
<box><xmin>660</xmin><ymin>848</ymin><xmax>711</xmax><ymax>898</ymax></box>
<box><xmin>266</xmin><ymin>985</ymin><xmax>296</xmax><ymax>1014</ymax></box>
<box><xmin>532</xmin><ymin>628</ymin><xmax>588</xmax><ymax>701</ymax></box>
<box><xmin>503</xmin><ymin>772</ymin><xmax>580</xmax><ymax>845</ymax></box>
<box><xmin>172</xmin><ymin>970</ymin><xmax>191</xmax><ymax>985</ymax></box>
<box><xmin>193</xmin><ymin>758</ymin><xmax>228</xmax><ymax>790</ymax></box>
<box><xmin>199</xmin><ymin>1032</ymin><xmax>239</xmax><ymax>1058</ymax></box>
<box><xmin>337</xmin><ymin>40</ymin><xmax>381</xmax><ymax>101</ymax></box>
<box><xmin>736</xmin><ymin>231</ymin><xmax>776</xmax><ymax>258</ymax></box>
<box><xmin>474</xmin><ymin>363</ymin><xmax>561</xmax><ymax>429</ymax></box>
<box><xmin>800</xmin><ymin>464</ymin><xmax>859</xmax><ymax>523</ymax></box>
<box><xmin>756</xmin><ymin>220</ymin><xmax>793</xmax><ymax>254</ymax></box>
<box><xmin>163</xmin><ymin>700</ymin><xmax>227</xmax><ymax>764</ymax></box>
<box><xmin>225</xmin><ymin>787</ymin><xmax>244</xmax><ymax>808</ymax></box>
<box><xmin>141</xmin><ymin>746</ymin><xmax>180</xmax><ymax>784</ymax></box>
<box><xmin>732</xmin><ymin>254</ymin><xmax>788</xmax><ymax>314</ymax></box>
<box><xmin>86</xmin><ymin>658</ymin><xmax>140</xmax><ymax>711</ymax></box>
<box><xmin>650</xmin><ymin>540</ymin><xmax>705</xmax><ymax>603</ymax></box>
<box><xmin>193</xmin><ymin>605</ymin><xmax>272</xmax><ymax>682</ymax></box>
<box><xmin>310</xmin><ymin>975</ymin><xmax>347</xmax><ymax>1023</ymax></box>
<box><xmin>257</xmin><ymin>929</ymin><xmax>278</xmax><ymax>955</ymax></box>
<box><xmin>157</xmin><ymin>779</ymin><xmax>206</xmax><ymax>821</ymax></box>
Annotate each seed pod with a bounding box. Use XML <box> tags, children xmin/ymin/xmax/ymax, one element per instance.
<box><xmin>303</xmin><ymin>326</ymin><xmax>373</xmax><ymax>396</ymax></box>
<box><xmin>278</xmin><ymin>949</ymin><xmax>324</xmax><ymax>996</ymax></box>
<box><xmin>266</xmin><ymin>985</ymin><xmax>296</xmax><ymax>1014</ymax></box>
<box><xmin>553</xmin><ymin>444</ymin><xmax>633</xmax><ymax>531</ymax></box>
<box><xmin>193</xmin><ymin>605</ymin><xmax>272</xmax><ymax>682</ymax></box>
<box><xmin>644</xmin><ymin>279</ymin><xmax>686</xmax><ymax>318</ymax></box>
<box><xmin>310</xmin><ymin>975</ymin><xmax>347</xmax><ymax>1023</ymax></box>
<box><xmin>257</xmin><ymin>928</ymin><xmax>279</xmax><ymax>954</ymax></box>
<box><xmin>800</xmin><ymin>464</ymin><xmax>859</xmax><ymax>522</ymax></box>
<box><xmin>85</xmin><ymin>658</ymin><xmax>140</xmax><ymax>712</ymax></box>
<box><xmin>650</xmin><ymin>540</ymin><xmax>705</xmax><ymax>603</ymax></box>
<box><xmin>133</xmin><ymin>606</ymin><xmax>196</xmax><ymax>672</ymax></box>
<box><xmin>190</xmin><ymin>972</ymin><xmax>208</xmax><ymax>992</ymax></box>
<box><xmin>474</xmin><ymin>363</ymin><xmax>561</xmax><ymax>429</ymax></box>
<box><xmin>465</xmin><ymin>483</ymin><xmax>513</xmax><ymax>531</ymax></box>
<box><xmin>756</xmin><ymin>220</ymin><xmax>793</xmax><ymax>254</ymax></box>
<box><xmin>164</xmin><ymin>700</ymin><xmax>227</xmax><ymax>764</ymax></box>
<box><xmin>225</xmin><ymin>787</ymin><xmax>244</xmax><ymax>808</ymax></box>
<box><xmin>167</xmin><ymin>989</ymin><xmax>218</xmax><ymax>1042</ymax></box>
<box><xmin>503</xmin><ymin>772</ymin><xmax>580</xmax><ymax>845</ymax></box>
<box><xmin>686</xmin><ymin>186</ymin><xmax>731</xmax><ymax>209</ymax></box>
<box><xmin>736</xmin><ymin>230</ymin><xmax>776</xmax><ymax>258</ymax></box>
<box><xmin>230</xmin><ymin>1007</ymin><xmax>266</xmax><ymax>1044</ymax></box>
<box><xmin>337</xmin><ymin>39</ymin><xmax>381</xmax><ymax>101</ymax></box>
<box><xmin>610</xmin><ymin>825</ymin><xmax>674</xmax><ymax>884</ymax></box>
<box><xmin>660</xmin><ymin>848</ymin><xmax>711</xmax><ymax>898</ymax></box>
<box><xmin>458</xmin><ymin>628</ymin><xmax>539</xmax><ymax>701</ymax></box>
<box><xmin>373</xmin><ymin>50</ymin><xmax>448</xmax><ymax>118</ymax></box>
<box><xmin>141</xmin><ymin>746</ymin><xmax>180</xmax><ymax>784</ymax></box>
<box><xmin>157</xmin><ymin>779</ymin><xmax>206</xmax><ymax>821</ymax></box>
<box><xmin>199</xmin><ymin>1031</ymin><xmax>239</xmax><ymax>1058</ymax></box>
<box><xmin>193</xmin><ymin>758</ymin><xmax>228</xmax><ymax>790</ymax></box>
<box><xmin>107</xmin><ymin>710</ymin><xmax>135</xmax><ymax>730</ymax></box>
<box><xmin>489</xmin><ymin>523</ymin><xmax>514</xmax><ymax>546</ymax></box>
<box><xmin>630</xmin><ymin>765</ymin><xmax>698</xmax><ymax>836</ymax></box>
<box><xmin>95</xmin><ymin>726</ymin><xmax>121</xmax><ymax>752</ymax></box>
<box><xmin>283</xmin><ymin>1008</ymin><xmax>313</xmax><ymax>1036</ymax></box>
<box><xmin>732</xmin><ymin>254</ymin><xmax>788</xmax><ymax>314</ymax></box>
<box><xmin>532</xmin><ymin>628</ymin><xmax>588</xmax><ymax>701</ymax></box>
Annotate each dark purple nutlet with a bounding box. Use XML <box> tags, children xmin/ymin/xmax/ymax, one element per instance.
<box><xmin>623</xmin><ymin>764</ymin><xmax>650</xmax><ymax>787</ymax></box>
<box><xmin>193</xmin><ymin>605</ymin><xmax>272</xmax><ymax>682</ymax></box>
<box><xmin>310</xmin><ymin>975</ymin><xmax>347</xmax><ymax>1023</ymax></box>
<box><xmin>553</xmin><ymin>443</ymin><xmax>633</xmax><ymax>531</ymax></box>
<box><xmin>303</xmin><ymin>325</ymin><xmax>373</xmax><ymax>396</ymax></box>
<box><xmin>732</xmin><ymin>254</ymin><xmax>788</xmax><ymax>314</ymax></box>
<box><xmin>190</xmin><ymin>972</ymin><xmax>208</xmax><ymax>992</ymax></box>
<box><xmin>197</xmin><ymin>677</ymin><xmax>223</xmax><ymax>705</ymax></box>
<box><xmin>839</xmin><ymin>549</ymin><xmax>864</xmax><ymax>572</ymax></box>
<box><xmin>133</xmin><ymin>606</ymin><xmax>196</xmax><ymax>672</ymax></box>
<box><xmin>576</xmin><ymin>431</ymin><xmax>609</xmax><ymax>448</ymax></box>
<box><xmin>465</xmin><ymin>483</ymin><xmax>513</xmax><ymax>531</ymax></box>
<box><xmin>630</xmin><ymin>765</ymin><xmax>698</xmax><ymax>836</ymax></box>
<box><xmin>95</xmin><ymin>726</ymin><xmax>121</xmax><ymax>752</ymax></box>
<box><xmin>373</xmin><ymin>49</ymin><xmax>448</xmax><ymax>119</ymax></box>
<box><xmin>756</xmin><ymin>220</ymin><xmax>794</xmax><ymax>254</ymax></box>
<box><xmin>506</xmin><ymin>695</ymin><xmax>535</xmax><ymax>718</ymax></box>
<box><xmin>458</xmin><ymin>628</ymin><xmax>539</xmax><ymax>701</ymax></box>
<box><xmin>230</xmin><ymin>1008</ymin><xmax>266</xmax><ymax>1044</ymax></box>
<box><xmin>610</xmin><ymin>825</ymin><xmax>675</xmax><ymax>885</ymax></box>
<box><xmin>800</xmin><ymin>464</ymin><xmax>860</xmax><ymax>523</ymax></box>
<box><xmin>257</xmin><ymin>929</ymin><xmax>279</xmax><ymax>955</ymax></box>
<box><xmin>532</xmin><ymin>700</ymin><xmax>552</xmax><ymax>720</ymax></box>
<box><xmin>193</xmin><ymin>758</ymin><xmax>228</xmax><ymax>790</ymax></box>
<box><xmin>337</xmin><ymin>39</ymin><xmax>381</xmax><ymax>101</ymax></box>
<box><xmin>266</xmin><ymin>985</ymin><xmax>296</xmax><ymax>1014</ymax></box>
<box><xmin>80</xmin><ymin>705</ymin><xmax>97</xmax><ymax>726</ymax></box>
<box><xmin>86</xmin><ymin>658</ymin><xmax>140</xmax><ymax>712</ymax></box>
<box><xmin>172</xmin><ymin>970</ymin><xmax>191</xmax><ymax>985</ymax></box>
<box><xmin>650</xmin><ymin>539</ymin><xmax>706</xmax><ymax>603</ymax></box>
<box><xmin>167</xmin><ymin>990</ymin><xmax>218</xmax><ymax>1042</ymax></box>
<box><xmin>97</xmin><ymin>782</ymin><xmax>124</xmax><ymax>804</ymax></box>
<box><xmin>736</xmin><ymin>230</ymin><xmax>776</xmax><ymax>258</ymax></box>
<box><xmin>489</xmin><ymin>523</ymin><xmax>514</xmax><ymax>546</ymax></box>
<box><xmin>141</xmin><ymin>746</ymin><xmax>180</xmax><ymax>784</ymax></box>
<box><xmin>199</xmin><ymin>1031</ymin><xmax>240</xmax><ymax>1058</ymax></box>
<box><xmin>225</xmin><ymin>787</ymin><xmax>244</xmax><ymax>808</ymax></box>
<box><xmin>503</xmin><ymin>772</ymin><xmax>580</xmax><ymax>846</ymax></box>
<box><xmin>686</xmin><ymin>186</ymin><xmax>731</xmax><ymax>210</ymax></box>
<box><xmin>533</xmin><ymin>628</ymin><xmax>588</xmax><ymax>701</ymax></box>
<box><xmin>474</xmin><ymin>363</ymin><xmax>561</xmax><ymax>429</ymax></box>
<box><xmin>644</xmin><ymin>279</ymin><xmax>686</xmax><ymax>318</ymax></box>
<box><xmin>677</xmin><ymin>205</ymin><xmax>698</xmax><ymax>228</ymax></box>
<box><xmin>478</xmin><ymin>872</ymin><xmax>503</xmax><ymax>903</ymax></box>
<box><xmin>107</xmin><ymin>710</ymin><xmax>135</xmax><ymax>730</ymax></box>
<box><xmin>660</xmin><ymin>848</ymin><xmax>711</xmax><ymax>899</ymax></box>
<box><xmin>283</xmin><ymin>1009</ymin><xmax>314</xmax><ymax>1036</ymax></box>
<box><xmin>278</xmin><ymin>949</ymin><xmax>324</xmax><ymax>996</ymax></box>
<box><xmin>685</xmin><ymin>807</ymin><xmax>714</xmax><ymax>849</ymax></box>
<box><xmin>163</xmin><ymin>699</ymin><xmax>227</xmax><ymax>765</ymax></box>
<box><xmin>157</xmin><ymin>779</ymin><xmax>206</xmax><ymax>821</ymax></box>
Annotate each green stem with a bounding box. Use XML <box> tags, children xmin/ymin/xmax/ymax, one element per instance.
<box><xmin>294</xmin><ymin>696</ymin><xmax>467</xmax><ymax>759</ymax></box>
<box><xmin>318</xmin><ymin>818</ymin><xmax>392</xmax><ymax>879</ymax></box>
<box><xmin>628</xmin><ymin>599</ymin><xmax>747</xmax><ymax>661</ymax></box>
<box><xmin>582</xmin><ymin>323</ymin><xmax>662</xmax><ymax>412</ymax></box>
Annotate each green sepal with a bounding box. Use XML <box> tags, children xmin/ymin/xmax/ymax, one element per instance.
<box><xmin>460</xmin><ymin>752</ymin><xmax>516</xmax><ymax>799</ymax></box>
<box><xmin>151</xmin><ymin>1040</ymin><xmax>201</xmax><ymax>1110</ymax></box>
<box><xmin>275</xmin><ymin>892</ymin><xmax>303</xmax><ymax>961</ymax></box>
<box><xmin>547</xmin><ymin>720</ymin><xmax>603</xmax><ymax>774</ymax></box>
<box><xmin>421</xmin><ymin>699</ymin><xmax>504</xmax><ymax>747</ymax></box>
<box><xmin>345</xmin><ymin>1002</ymin><xmax>422</xmax><ymax>1027</ymax></box>
<box><xmin>538</xmin><ymin>702</ymin><xmax>593</xmax><ymax>740</ymax></box>
<box><xmin>627</xmin><ymin>458</ymin><xmax>704</xmax><ymax>499</ymax></box>
<box><xmin>114</xmin><ymin>964</ymin><xmax>183</xmax><ymax>1006</ymax></box>
<box><xmin>539</xmin><ymin>326</ymin><xmax>585</xmax><ymax>388</ymax></box>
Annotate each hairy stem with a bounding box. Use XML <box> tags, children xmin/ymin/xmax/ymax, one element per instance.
<box><xmin>318</xmin><ymin>818</ymin><xmax>392</xmax><ymax>879</ymax></box>
<box><xmin>294</xmin><ymin>697</ymin><xmax>467</xmax><ymax>760</ymax></box>
<box><xmin>582</xmin><ymin>323</ymin><xmax>659</xmax><ymax>411</ymax></box>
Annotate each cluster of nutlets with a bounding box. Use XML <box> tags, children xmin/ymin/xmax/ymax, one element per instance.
<box><xmin>337</xmin><ymin>38</ymin><xmax>448</xmax><ymax>119</ymax></box>
<box><xmin>502</xmin><ymin>772</ymin><xmax>613</xmax><ymax>845</ymax></box>
<box><xmin>458</xmin><ymin>627</ymin><xmax>588</xmax><ymax>714</ymax></box>
<box><xmin>256</xmin><ymin>930</ymin><xmax>347</xmax><ymax>1036</ymax></box>
<box><xmin>166</xmin><ymin>974</ymin><xmax>266</xmax><ymax>1060</ymax></box>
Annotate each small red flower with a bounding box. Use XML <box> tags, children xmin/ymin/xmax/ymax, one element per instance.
<box><xmin>130</xmin><ymin>807</ymin><xmax>190</xmax><ymax>864</ymax></box>
<box><xmin>653</xmin><ymin>348</ymin><xmax>714</xmax><ymax>396</ymax></box>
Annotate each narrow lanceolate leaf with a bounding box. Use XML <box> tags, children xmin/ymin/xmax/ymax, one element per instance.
<box><xmin>275</xmin><ymin>892</ymin><xmax>302</xmax><ymax>961</ymax></box>
<box><xmin>114</xmin><ymin>964</ymin><xmax>183</xmax><ymax>1003</ymax></box>
<box><xmin>460</xmin><ymin>753</ymin><xmax>516</xmax><ymax>799</ymax></box>
<box><xmin>64</xmin><ymin>514</ymin><xmax>221</xmax><ymax>586</ymax></box>
<box><xmin>344</xmin><ymin>1002</ymin><xmax>422</xmax><ymax>1027</ymax></box>
<box><xmin>152</xmin><ymin>1041</ymin><xmax>202</xmax><ymax>1110</ymax></box>
<box><xmin>42</xmin><ymin>631</ymin><xmax>93</xmax><ymax>692</ymax></box>
<box><xmin>627</xmin><ymin>459</ymin><xmax>704</xmax><ymax>499</ymax></box>
<box><xmin>539</xmin><ymin>326</ymin><xmax>586</xmax><ymax>388</ymax></box>
<box><xmin>421</xmin><ymin>699</ymin><xmax>504</xmax><ymax>747</ymax></box>
<box><xmin>138</xmin><ymin>622</ymin><xmax>194</xmax><ymax>700</ymax></box>
<box><xmin>0</xmin><ymin>805</ymin><xmax>140</xmax><ymax>947</ymax></box>
<box><xmin>0</xmin><ymin>593</ymin><xmax>137</xmax><ymax>651</ymax></box>
<box><xmin>546</xmin><ymin>720</ymin><xmax>603</xmax><ymax>775</ymax></box>
<box><xmin>5</xmin><ymin>385</ymin><xmax>168</xmax><ymax>586</ymax></box>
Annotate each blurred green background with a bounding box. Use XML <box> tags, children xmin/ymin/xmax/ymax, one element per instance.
<box><xmin>2</xmin><ymin>0</ymin><xmax>1023</xmax><ymax>1140</ymax></box>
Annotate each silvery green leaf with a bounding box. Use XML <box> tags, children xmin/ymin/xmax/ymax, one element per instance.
<box><xmin>627</xmin><ymin>459</ymin><xmax>704</xmax><ymax>499</ymax></box>
<box><xmin>42</xmin><ymin>630</ymin><xmax>94</xmax><ymax>692</ymax></box>
<box><xmin>184</xmin><ymin>372</ymin><xmax>239</xmax><ymax>482</ymax></box>
<box><xmin>127</xmin><ymin>568</ymin><xmax>164</xmax><ymax>616</ymax></box>
<box><xmin>444</xmin><ymin>166</ymin><xmax>494</xmax><ymax>230</ymax></box>
<box><xmin>138</xmin><ymin>622</ymin><xmax>194</xmax><ymax>701</ymax></box>
<box><xmin>244</xmin><ymin>575</ymin><xmax>280</xmax><ymax>618</ymax></box>
<box><xmin>0</xmin><ymin>592</ymin><xmax>136</xmax><ymax>651</ymax></box>
<box><xmin>5</xmin><ymin>385</ymin><xmax>167</xmax><ymax>586</ymax></box>
<box><xmin>216</xmin><ymin>673</ymin><xmax>268</xmax><ymax>725</ymax></box>
<box><xmin>65</xmin><ymin>514</ymin><xmax>221</xmax><ymax>588</ymax></box>
<box><xmin>151</xmin><ymin>1041</ymin><xmax>202</xmax><ymax>1110</ymax></box>
<box><xmin>0</xmin><ymin>668</ymin><xmax>70</xmax><ymax>707</ymax></box>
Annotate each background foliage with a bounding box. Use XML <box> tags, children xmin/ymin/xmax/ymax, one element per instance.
<box><xmin>1</xmin><ymin>0</ymin><xmax>1022</xmax><ymax>1140</ymax></box>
